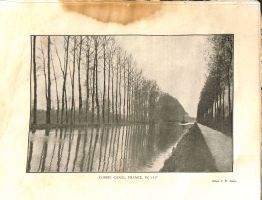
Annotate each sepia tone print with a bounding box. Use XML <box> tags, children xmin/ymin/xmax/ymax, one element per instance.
<box><xmin>26</xmin><ymin>35</ymin><xmax>233</xmax><ymax>173</ymax></box>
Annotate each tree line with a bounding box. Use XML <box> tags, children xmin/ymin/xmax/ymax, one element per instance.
<box><xmin>31</xmin><ymin>35</ymin><xmax>162</xmax><ymax>127</ymax></box>
<box><xmin>197</xmin><ymin>35</ymin><xmax>233</xmax><ymax>135</ymax></box>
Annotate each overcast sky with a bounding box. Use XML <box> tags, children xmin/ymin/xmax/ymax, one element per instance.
<box><xmin>115</xmin><ymin>35</ymin><xmax>213</xmax><ymax>117</ymax></box>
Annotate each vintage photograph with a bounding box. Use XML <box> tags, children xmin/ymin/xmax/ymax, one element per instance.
<box><xmin>26</xmin><ymin>35</ymin><xmax>233</xmax><ymax>173</ymax></box>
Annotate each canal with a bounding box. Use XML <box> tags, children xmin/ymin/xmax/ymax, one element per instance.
<box><xmin>26</xmin><ymin>123</ymin><xmax>191</xmax><ymax>172</ymax></box>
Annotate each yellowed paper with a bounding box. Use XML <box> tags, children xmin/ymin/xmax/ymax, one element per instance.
<box><xmin>0</xmin><ymin>1</ymin><xmax>260</xmax><ymax>200</ymax></box>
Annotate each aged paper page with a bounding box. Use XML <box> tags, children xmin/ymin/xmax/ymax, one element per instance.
<box><xmin>0</xmin><ymin>1</ymin><xmax>260</xmax><ymax>200</ymax></box>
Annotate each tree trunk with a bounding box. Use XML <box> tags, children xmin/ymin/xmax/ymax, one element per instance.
<box><xmin>132</xmin><ymin>79</ymin><xmax>135</xmax><ymax>123</ymax></box>
<box><xmin>78</xmin><ymin>36</ymin><xmax>83</xmax><ymax>123</ymax></box>
<box><xmin>222</xmin><ymin>89</ymin><xmax>225</xmax><ymax>120</ymax></box>
<box><xmin>91</xmin><ymin>42</ymin><xmax>96</xmax><ymax>123</ymax></box>
<box><xmin>123</xmin><ymin>62</ymin><xmax>126</xmax><ymax>122</ymax></box>
<box><xmin>219</xmin><ymin>91</ymin><xmax>222</xmax><ymax>122</ymax></box>
<box><xmin>127</xmin><ymin>63</ymin><xmax>130</xmax><ymax>122</ymax></box>
<box><xmin>65</xmin><ymin>89</ymin><xmax>68</xmax><ymax>123</ymax></box>
<box><xmin>51</xmin><ymin>51</ymin><xmax>60</xmax><ymax>124</ymax></box>
<box><xmin>71</xmin><ymin>37</ymin><xmax>77</xmax><ymax>124</ymax></box>
<box><xmin>61</xmin><ymin>36</ymin><xmax>70</xmax><ymax>124</ymax></box>
<box><xmin>115</xmin><ymin>56</ymin><xmax>119</xmax><ymax>123</ymax></box>
<box><xmin>95</xmin><ymin>40</ymin><xmax>100</xmax><ymax>123</ymax></box>
<box><xmin>85</xmin><ymin>45</ymin><xmax>90</xmax><ymax>122</ymax></box>
<box><xmin>119</xmin><ymin>59</ymin><xmax>122</xmax><ymax>122</ymax></box>
<box><xmin>107</xmin><ymin>55</ymin><xmax>111</xmax><ymax>123</ymax></box>
<box><xmin>46</xmin><ymin>36</ymin><xmax>51</xmax><ymax>124</ymax></box>
<box><xmin>227</xmin><ymin>68</ymin><xmax>231</xmax><ymax>119</ymax></box>
<box><xmin>102</xmin><ymin>43</ymin><xmax>106</xmax><ymax>123</ymax></box>
<box><xmin>211</xmin><ymin>103</ymin><xmax>213</xmax><ymax>120</ymax></box>
<box><xmin>111</xmin><ymin>60</ymin><xmax>115</xmax><ymax>123</ymax></box>
<box><xmin>32</xmin><ymin>36</ymin><xmax>37</xmax><ymax>125</ymax></box>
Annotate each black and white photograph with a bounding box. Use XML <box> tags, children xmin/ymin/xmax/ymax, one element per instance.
<box><xmin>26</xmin><ymin>35</ymin><xmax>233</xmax><ymax>173</ymax></box>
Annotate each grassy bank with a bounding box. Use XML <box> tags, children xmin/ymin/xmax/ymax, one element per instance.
<box><xmin>160</xmin><ymin>123</ymin><xmax>217</xmax><ymax>172</ymax></box>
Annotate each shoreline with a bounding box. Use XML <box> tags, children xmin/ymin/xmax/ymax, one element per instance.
<box><xmin>160</xmin><ymin>123</ymin><xmax>217</xmax><ymax>172</ymax></box>
<box><xmin>29</xmin><ymin>121</ymin><xmax>186</xmax><ymax>131</ymax></box>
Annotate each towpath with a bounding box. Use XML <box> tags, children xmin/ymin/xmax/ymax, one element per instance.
<box><xmin>198</xmin><ymin>123</ymin><xmax>233</xmax><ymax>171</ymax></box>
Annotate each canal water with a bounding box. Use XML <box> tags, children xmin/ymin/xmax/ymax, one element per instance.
<box><xmin>26</xmin><ymin>123</ymin><xmax>191</xmax><ymax>172</ymax></box>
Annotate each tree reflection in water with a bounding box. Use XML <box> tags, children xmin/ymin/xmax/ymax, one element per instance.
<box><xmin>27</xmin><ymin>123</ymin><xmax>189</xmax><ymax>172</ymax></box>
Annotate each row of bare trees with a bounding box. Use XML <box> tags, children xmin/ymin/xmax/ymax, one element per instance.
<box><xmin>31</xmin><ymin>35</ymin><xmax>161</xmax><ymax>126</ymax></box>
<box><xmin>197</xmin><ymin>35</ymin><xmax>233</xmax><ymax>134</ymax></box>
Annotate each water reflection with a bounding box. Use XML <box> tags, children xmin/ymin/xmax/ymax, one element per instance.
<box><xmin>27</xmin><ymin>123</ymin><xmax>190</xmax><ymax>172</ymax></box>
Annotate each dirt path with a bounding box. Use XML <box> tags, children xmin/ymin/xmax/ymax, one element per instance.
<box><xmin>198</xmin><ymin>123</ymin><xmax>233</xmax><ymax>172</ymax></box>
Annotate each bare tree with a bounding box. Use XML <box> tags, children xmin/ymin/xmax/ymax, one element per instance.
<box><xmin>107</xmin><ymin>41</ymin><xmax>111</xmax><ymax>123</ymax></box>
<box><xmin>102</xmin><ymin>37</ymin><xmax>107</xmax><ymax>123</ymax></box>
<box><xmin>32</xmin><ymin>36</ymin><xmax>37</xmax><ymax>125</ymax></box>
<box><xmin>111</xmin><ymin>52</ymin><xmax>115</xmax><ymax>123</ymax></box>
<box><xmin>108</xmin><ymin>40</ymin><xmax>116</xmax><ymax>123</ymax></box>
<box><xmin>123</xmin><ymin>56</ymin><xmax>127</xmax><ymax>122</ymax></box>
<box><xmin>95</xmin><ymin>37</ymin><xmax>100</xmax><ymax>123</ymax></box>
<box><xmin>118</xmin><ymin>52</ymin><xmax>123</xmax><ymax>122</ymax></box>
<box><xmin>91</xmin><ymin>38</ymin><xmax>96</xmax><ymax>123</ymax></box>
<box><xmin>46</xmin><ymin>36</ymin><xmax>51</xmax><ymax>124</ymax></box>
<box><xmin>85</xmin><ymin>36</ymin><xmax>91</xmax><ymax>122</ymax></box>
<box><xmin>69</xmin><ymin>36</ymin><xmax>77</xmax><ymax>124</ymax></box>
<box><xmin>39</xmin><ymin>38</ymin><xmax>48</xmax><ymax>123</ymax></box>
<box><xmin>60</xmin><ymin>36</ymin><xmax>70</xmax><ymax>124</ymax></box>
<box><xmin>50</xmin><ymin>46</ymin><xmax>60</xmax><ymax>123</ymax></box>
<box><xmin>115</xmin><ymin>49</ymin><xmax>120</xmax><ymax>123</ymax></box>
<box><xmin>78</xmin><ymin>36</ymin><xmax>83</xmax><ymax>123</ymax></box>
